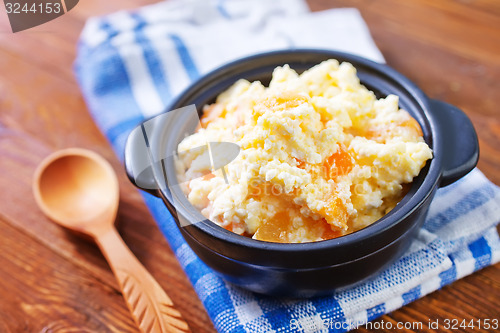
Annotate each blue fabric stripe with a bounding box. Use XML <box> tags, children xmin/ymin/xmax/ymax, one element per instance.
<box><xmin>74</xmin><ymin>20</ymin><xmax>143</xmax><ymax>155</ymax></box>
<box><xmin>131</xmin><ymin>13</ymin><xmax>172</xmax><ymax>107</ymax></box>
<box><xmin>312</xmin><ymin>296</ymin><xmax>345</xmax><ymax>332</ymax></box>
<box><xmin>142</xmin><ymin>193</ymin><xmax>182</xmax><ymax>251</ymax></box>
<box><xmin>254</xmin><ymin>297</ymin><xmax>295</xmax><ymax>331</ymax></box>
<box><xmin>142</xmin><ymin>192</ymin><xmax>245</xmax><ymax>333</ymax></box>
<box><xmin>402</xmin><ymin>286</ymin><xmax>421</xmax><ymax>306</ymax></box>
<box><xmin>99</xmin><ymin>20</ymin><xmax>119</xmax><ymax>39</ymax></box>
<box><xmin>424</xmin><ymin>186</ymin><xmax>495</xmax><ymax>232</ymax></box>
<box><xmin>261</xmin><ymin>301</ymin><xmax>292</xmax><ymax>332</ymax></box>
<box><xmin>215</xmin><ymin>308</ymin><xmax>245</xmax><ymax>333</ymax></box>
<box><xmin>468</xmin><ymin>237</ymin><xmax>492</xmax><ymax>271</ymax></box>
<box><xmin>439</xmin><ymin>263</ymin><xmax>457</xmax><ymax>287</ymax></box>
<box><xmin>169</xmin><ymin>33</ymin><xmax>200</xmax><ymax>81</ymax></box>
<box><xmin>217</xmin><ymin>0</ymin><xmax>231</xmax><ymax>19</ymax></box>
<box><xmin>106</xmin><ymin>115</ymin><xmax>144</xmax><ymax>147</ymax></box>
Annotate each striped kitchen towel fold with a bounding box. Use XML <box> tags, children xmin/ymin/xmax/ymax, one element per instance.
<box><xmin>74</xmin><ymin>0</ymin><xmax>500</xmax><ymax>332</ymax></box>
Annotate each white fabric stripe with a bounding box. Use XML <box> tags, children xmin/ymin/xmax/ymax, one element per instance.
<box><xmin>349</xmin><ymin>310</ymin><xmax>368</xmax><ymax>328</ymax></box>
<box><xmin>107</xmin><ymin>14</ymin><xmax>165</xmax><ymax>118</ymax></box>
<box><xmin>175</xmin><ymin>243</ymin><xmax>197</xmax><ymax>267</ymax></box>
<box><xmin>453</xmin><ymin>248</ymin><xmax>476</xmax><ymax>280</ymax></box>
<box><xmin>406</xmin><ymin>228</ymin><xmax>439</xmax><ymax>253</ymax></box>
<box><xmin>107</xmin><ymin>11</ymin><xmax>136</xmax><ymax>31</ymax></box>
<box><xmin>427</xmin><ymin>171</ymin><xmax>484</xmax><ymax>220</ymax></box>
<box><xmin>194</xmin><ymin>273</ymin><xmax>223</xmax><ymax>302</ymax></box>
<box><xmin>234</xmin><ymin>302</ymin><xmax>264</xmax><ymax>326</ymax></box>
<box><xmin>80</xmin><ymin>17</ymin><xmax>108</xmax><ymax>48</ymax></box>
<box><xmin>434</xmin><ymin>195</ymin><xmax>500</xmax><ymax>250</ymax></box>
<box><xmin>298</xmin><ymin>315</ymin><xmax>328</xmax><ymax>333</ymax></box>
<box><xmin>138</xmin><ymin>0</ymin><xmax>225</xmax><ymax>25</ymax></box>
<box><xmin>137</xmin><ymin>0</ymin><xmax>309</xmax><ymax>25</ymax></box>
<box><xmin>221</xmin><ymin>0</ymin><xmax>309</xmax><ymax>19</ymax></box>
<box><xmin>292</xmin><ymin>302</ymin><xmax>325</xmax><ymax>333</ymax></box>
<box><xmin>142</xmin><ymin>28</ymin><xmax>192</xmax><ymax>97</ymax></box>
<box><xmin>108</xmin><ymin>34</ymin><xmax>164</xmax><ymax>117</ymax></box>
<box><xmin>383</xmin><ymin>296</ymin><xmax>405</xmax><ymax>315</ymax></box>
<box><xmin>226</xmin><ymin>285</ymin><xmax>276</xmax><ymax>333</ymax></box>
<box><xmin>420</xmin><ymin>275</ymin><xmax>442</xmax><ymax>298</ymax></box>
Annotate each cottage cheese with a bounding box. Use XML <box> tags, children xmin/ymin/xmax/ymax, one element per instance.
<box><xmin>176</xmin><ymin>60</ymin><xmax>432</xmax><ymax>243</ymax></box>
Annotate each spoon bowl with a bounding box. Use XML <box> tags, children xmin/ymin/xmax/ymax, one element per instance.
<box><xmin>34</xmin><ymin>148</ymin><xmax>118</xmax><ymax>234</ymax></box>
<box><xmin>33</xmin><ymin>148</ymin><xmax>190</xmax><ymax>333</ymax></box>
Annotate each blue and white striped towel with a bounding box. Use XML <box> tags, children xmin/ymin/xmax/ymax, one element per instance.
<box><xmin>74</xmin><ymin>1</ymin><xmax>500</xmax><ymax>332</ymax></box>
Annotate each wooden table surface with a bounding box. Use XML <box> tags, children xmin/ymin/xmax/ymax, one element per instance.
<box><xmin>0</xmin><ymin>0</ymin><xmax>499</xmax><ymax>332</ymax></box>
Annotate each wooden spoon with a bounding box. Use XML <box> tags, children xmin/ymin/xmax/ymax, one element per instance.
<box><xmin>33</xmin><ymin>148</ymin><xmax>190</xmax><ymax>333</ymax></box>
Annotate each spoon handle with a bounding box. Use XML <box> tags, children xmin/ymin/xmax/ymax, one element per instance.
<box><xmin>96</xmin><ymin>227</ymin><xmax>191</xmax><ymax>333</ymax></box>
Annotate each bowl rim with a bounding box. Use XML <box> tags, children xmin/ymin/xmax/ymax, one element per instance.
<box><xmin>155</xmin><ymin>49</ymin><xmax>442</xmax><ymax>257</ymax></box>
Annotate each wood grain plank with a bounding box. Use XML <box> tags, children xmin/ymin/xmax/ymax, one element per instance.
<box><xmin>0</xmin><ymin>44</ymin><xmax>107</xmax><ymax>150</ymax></box>
<box><xmin>372</xmin><ymin>1</ymin><xmax>499</xmax><ymax>66</ymax></box>
<box><xmin>311</xmin><ymin>0</ymin><xmax>500</xmax><ymax>65</ymax></box>
<box><xmin>0</xmin><ymin>216</ymin><xmax>137</xmax><ymax>332</ymax></box>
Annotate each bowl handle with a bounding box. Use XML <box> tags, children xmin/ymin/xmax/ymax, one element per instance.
<box><xmin>124</xmin><ymin>124</ymin><xmax>162</xmax><ymax>197</ymax></box>
<box><xmin>429</xmin><ymin>99</ymin><xmax>479</xmax><ymax>187</ymax></box>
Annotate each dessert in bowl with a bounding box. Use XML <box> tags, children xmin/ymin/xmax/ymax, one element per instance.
<box><xmin>124</xmin><ymin>50</ymin><xmax>478</xmax><ymax>296</ymax></box>
<box><xmin>176</xmin><ymin>59</ymin><xmax>432</xmax><ymax>243</ymax></box>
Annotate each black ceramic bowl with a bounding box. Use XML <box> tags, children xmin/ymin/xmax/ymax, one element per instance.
<box><xmin>124</xmin><ymin>50</ymin><xmax>478</xmax><ymax>297</ymax></box>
